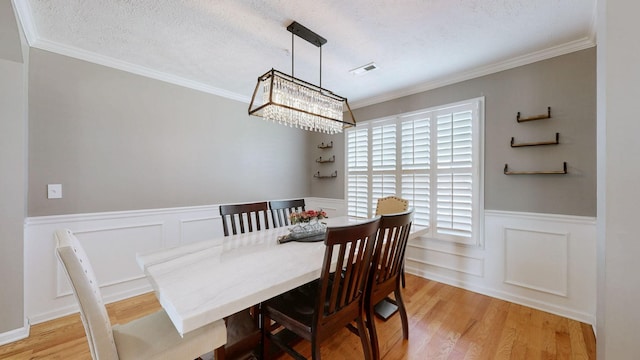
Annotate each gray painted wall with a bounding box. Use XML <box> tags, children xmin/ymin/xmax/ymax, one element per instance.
<box><xmin>0</xmin><ymin>0</ymin><xmax>27</xmax><ymax>334</ymax></box>
<box><xmin>338</xmin><ymin>48</ymin><xmax>596</xmax><ymax>217</ymax></box>
<box><xmin>28</xmin><ymin>49</ymin><xmax>312</xmax><ymax>216</ymax></box>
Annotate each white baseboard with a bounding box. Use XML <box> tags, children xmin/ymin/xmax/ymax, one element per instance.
<box><xmin>405</xmin><ymin>265</ymin><xmax>595</xmax><ymax>325</ymax></box>
<box><xmin>0</xmin><ymin>319</ymin><xmax>29</xmax><ymax>346</ymax></box>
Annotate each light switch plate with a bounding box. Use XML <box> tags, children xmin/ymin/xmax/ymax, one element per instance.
<box><xmin>47</xmin><ymin>184</ymin><xmax>62</xmax><ymax>199</ymax></box>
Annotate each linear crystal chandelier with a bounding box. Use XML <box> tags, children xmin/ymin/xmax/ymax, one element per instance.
<box><xmin>248</xmin><ymin>21</ymin><xmax>356</xmax><ymax>134</ymax></box>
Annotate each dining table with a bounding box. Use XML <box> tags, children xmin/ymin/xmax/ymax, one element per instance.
<box><xmin>136</xmin><ymin>215</ymin><xmax>367</xmax><ymax>337</ymax></box>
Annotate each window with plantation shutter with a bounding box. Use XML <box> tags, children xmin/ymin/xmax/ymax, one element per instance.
<box><xmin>346</xmin><ymin>98</ymin><xmax>483</xmax><ymax>246</ymax></box>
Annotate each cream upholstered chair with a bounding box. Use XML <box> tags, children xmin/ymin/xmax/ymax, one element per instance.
<box><xmin>374</xmin><ymin>196</ymin><xmax>409</xmax><ymax>216</ymax></box>
<box><xmin>55</xmin><ymin>229</ymin><xmax>226</xmax><ymax>360</ymax></box>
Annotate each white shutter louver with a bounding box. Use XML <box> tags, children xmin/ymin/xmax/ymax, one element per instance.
<box><xmin>371</xmin><ymin>122</ymin><xmax>397</xmax><ymax>213</ymax></box>
<box><xmin>400</xmin><ymin>115</ymin><xmax>430</xmax><ymax>228</ymax></box>
<box><xmin>372</xmin><ymin>174</ymin><xmax>396</xmax><ymax>212</ymax></box>
<box><xmin>435</xmin><ymin>108</ymin><xmax>474</xmax><ymax>242</ymax></box>
<box><xmin>436</xmin><ymin>173</ymin><xmax>472</xmax><ymax>237</ymax></box>
<box><xmin>401</xmin><ymin>173</ymin><xmax>429</xmax><ymax>228</ymax></box>
<box><xmin>347</xmin><ymin>175</ymin><xmax>369</xmax><ymax>218</ymax></box>
<box><xmin>347</xmin><ymin>128</ymin><xmax>368</xmax><ymax>171</ymax></box>
<box><xmin>346</xmin><ymin>128</ymin><xmax>369</xmax><ymax>218</ymax></box>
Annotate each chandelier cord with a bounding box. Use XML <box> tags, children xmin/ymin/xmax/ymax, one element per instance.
<box><xmin>319</xmin><ymin>46</ymin><xmax>322</xmax><ymax>89</ymax></box>
<box><xmin>291</xmin><ymin>28</ymin><xmax>323</xmax><ymax>88</ymax></box>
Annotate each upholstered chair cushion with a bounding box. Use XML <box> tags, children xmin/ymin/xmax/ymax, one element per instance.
<box><xmin>112</xmin><ymin>310</ymin><xmax>225</xmax><ymax>360</ymax></box>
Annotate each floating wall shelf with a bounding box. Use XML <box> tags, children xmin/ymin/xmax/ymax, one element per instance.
<box><xmin>314</xmin><ymin>170</ymin><xmax>338</xmax><ymax>178</ymax></box>
<box><xmin>316</xmin><ymin>155</ymin><xmax>335</xmax><ymax>163</ymax></box>
<box><xmin>317</xmin><ymin>141</ymin><xmax>333</xmax><ymax>149</ymax></box>
<box><xmin>504</xmin><ymin>162</ymin><xmax>567</xmax><ymax>175</ymax></box>
<box><xmin>517</xmin><ymin>106</ymin><xmax>551</xmax><ymax>123</ymax></box>
<box><xmin>511</xmin><ymin>132</ymin><xmax>560</xmax><ymax>147</ymax></box>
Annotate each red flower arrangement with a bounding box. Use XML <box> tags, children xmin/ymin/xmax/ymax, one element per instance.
<box><xmin>289</xmin><ymin>209</ymin><xmax>328</xmax><ymax>224</ymax></box>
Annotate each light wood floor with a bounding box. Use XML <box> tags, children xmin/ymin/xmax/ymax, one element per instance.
<box><xmin>0</xmin><ymin>274</ymin><xmax>595</xmax><ymax>359</ymax></box>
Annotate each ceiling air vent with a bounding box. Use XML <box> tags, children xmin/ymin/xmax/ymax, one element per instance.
<box><xmin>349</xmin><ymin>62</ymin><xmax>378</xmax><ymax>76</ymax></box>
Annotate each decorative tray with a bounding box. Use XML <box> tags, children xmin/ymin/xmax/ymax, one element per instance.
<box><xmin>277</xmin><ymin>230</ymin><xmax>326</xmax><ymax>244</ymax></box>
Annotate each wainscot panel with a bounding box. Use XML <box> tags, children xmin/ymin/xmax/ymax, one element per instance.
<box><xmin>24</xmin><ymin>205</ymin><xmax>224</xmax><ymax>324</ymax></box>
<box><xmin>405</xmin><ymin>210</ymin><xmax>596</xmax><ymax>325</ymax></box>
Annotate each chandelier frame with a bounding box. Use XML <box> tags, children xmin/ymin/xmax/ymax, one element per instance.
<box><xmin>247</xmin><ymin>21</ymin><xmax>356</xmax><ymax>132</ymax></box>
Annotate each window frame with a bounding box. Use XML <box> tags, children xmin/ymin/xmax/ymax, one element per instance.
<box><xmin>345</xmin><ymin>97</ymin><xmax>484</xmax><ymax>247</ymax></box>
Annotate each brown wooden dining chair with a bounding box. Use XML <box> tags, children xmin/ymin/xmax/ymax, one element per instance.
<box><xmin>374</xmin><ymin>195</ymin><xmax>410</xmax><ymax>288</ymax></box>
<box><xmin>365</xmin><ymin>210</ymin><xmax>414</xmax><ymax>360</ymax></box>
<box><xmin>261</xmin><ymin>217</ymin><xmax>381</xmax><ymax>360</ymax></box>
<box><xmin>269</xmin><ymin>199</ymin><xmax>306</xmax><ymax>228</ymax></box>
<box><xmin>217</xmin><ymin>201</ymin><xmax>270</xmax><ymax>360</ymax></box>
<box><xmin>220</xmin><ymin>201</ymin><xmax>270</xmax><ymax>236</ymax></box>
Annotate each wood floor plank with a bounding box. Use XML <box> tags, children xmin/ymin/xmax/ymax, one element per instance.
<box><xmin>580</xmin><ymin>322</ymin><xmax>597</xmax><ymax>359</ymax></box>
<box><xmin>567</xmin><ymin>319</ymin><xmax>590</xmax><ymax>360</ymax></box>
<box><xmin>0</xmin><ymin>275</ymin><xmax>595</xmax><ymax>360</ymax></box>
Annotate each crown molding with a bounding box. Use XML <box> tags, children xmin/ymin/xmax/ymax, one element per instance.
<box><xmin>11</xmin><ymin>0</ymin><xmax>249</xmax><ymax>102</ymax></box>
<box><xmin>31</xmin><ymin>38</ymin><xmax>252</xmax><ymax>102</ymax></box>
<box><xmin>350</xmin><ymin>36</ymin><xmax>597</xmax><ymax>110</ymax></box>
<box><xmin>11</xmin><ymin>0</ymin><xmax>37</xmax><ymax>46</ymax></box>
<box><xmin>35</xmin><ymin>34</ymin><xmax>593</xmax><ymax>109</ymax></box>
<box><xmin>11</xmin><ymin>0</ymin><xmax>596</xmax><ymax>110</ymax></box>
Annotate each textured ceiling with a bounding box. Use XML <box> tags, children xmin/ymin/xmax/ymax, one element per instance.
<box><xmin>15</xmin><ymin>0</ymin><xmax>596</xmax><ymax>108</ymax></box>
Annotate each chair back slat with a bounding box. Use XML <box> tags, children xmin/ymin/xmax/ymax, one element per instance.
<box><xmin>269</xmin><ymin>199</ymin><xmax>306</xmax><ymax>227</ymax></box>
<box><xmin>315</xmin><ymin>218</ymin><xmax>380</xmax><ymax>330</ymax></box>
<box><xmin>219</xmin><ymin>202</ymin><xmax>269</xmax><ymax>236</ymax></box>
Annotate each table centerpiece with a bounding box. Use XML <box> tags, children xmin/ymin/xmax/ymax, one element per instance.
<box><xmin>278</xmin><ymin>209</ymin><xmax>328</xmax><ymax>243</ymax></box>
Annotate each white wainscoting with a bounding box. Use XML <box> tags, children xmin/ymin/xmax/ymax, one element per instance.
<box><xmin>23</xmin><ymin>197</ymin><xmax>345</xmax><ymax>325</ymax></box>
<box><xmin>23</xmin><ymin>201</ymin><xmax>595</xmax><ymax>329</ymax></box>
<box><xmin>405</xmin><ymin>209</ymin><xmax>597</xmax><ymax>325</ymax></box>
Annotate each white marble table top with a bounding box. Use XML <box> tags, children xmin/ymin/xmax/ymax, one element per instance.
<box><xmin>136</xmin><ymin>216</ymin><xmax>365</xmax><ymax>336</ymax></box>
